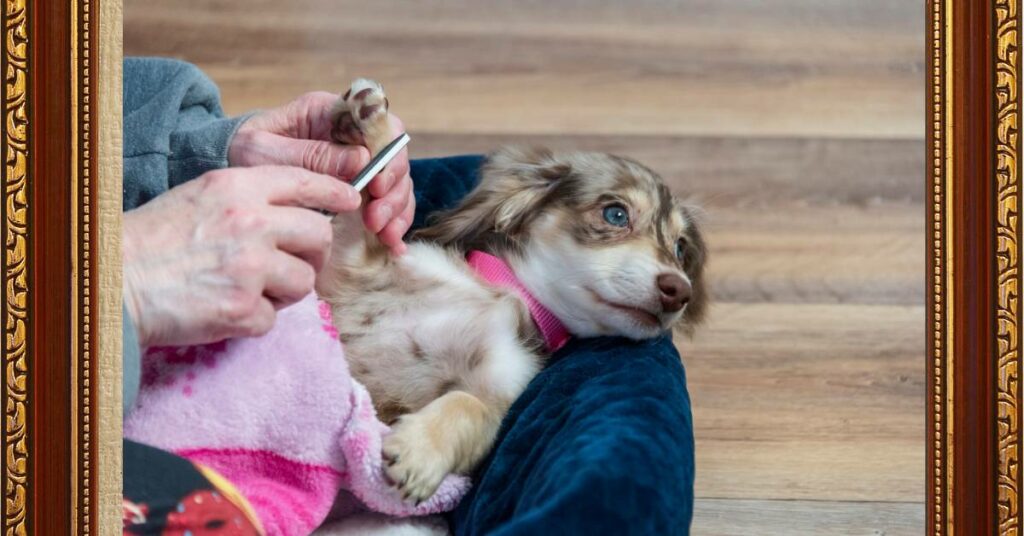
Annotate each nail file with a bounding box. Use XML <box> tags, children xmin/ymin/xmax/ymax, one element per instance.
<box><xmin>351</xmin><ymin>132</ymin><xmax>411</xmax><ymax>193</ymax></box>
<box><xmin>320</xmin><ymin>132</ymin><xmax>411</xmax><ymax>217</ymax></box>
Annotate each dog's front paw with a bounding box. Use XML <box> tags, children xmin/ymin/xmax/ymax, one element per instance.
<box><xmin>331</xmin><ymin>78</ymin><xmax>390</xmax><ymax>147</ymax></box>
<box><xmin>382</xmin><ymin>414</ymin><xmax>450</xmax><ymax>505</ymax></box>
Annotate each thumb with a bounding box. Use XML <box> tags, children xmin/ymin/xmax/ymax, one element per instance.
<box><xmin>236</xmin><ymin>130</ymin><xmax>371</xmax><ymax>182</ymax></box>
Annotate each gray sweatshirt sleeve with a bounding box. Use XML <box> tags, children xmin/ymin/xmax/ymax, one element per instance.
<box><xmin>122</xmin><ymin>57</ymin><xmax>252</xmax><ymax>415</ymax></box>
<box><xmin>123</xmin><ymin>57</ymin><xmax>253</xmax><ymax>210</ymax></box>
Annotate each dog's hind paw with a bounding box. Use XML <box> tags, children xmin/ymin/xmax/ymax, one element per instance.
<box><xmin>381</xmin><ymin>414</ymin><xmax>450</xmax><ymax>505</ymax></box>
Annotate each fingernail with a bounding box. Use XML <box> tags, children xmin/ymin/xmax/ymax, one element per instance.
<box><xmin>379</xmin><ymin>204</ymin><xmax>393</xmax><ymax>222</ymax></box>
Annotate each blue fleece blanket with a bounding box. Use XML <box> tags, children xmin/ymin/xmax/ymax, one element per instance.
<box><xmin>409</xmin><ymin>155</ymin><xmax>695</xmax><ymax>536</ymax></box>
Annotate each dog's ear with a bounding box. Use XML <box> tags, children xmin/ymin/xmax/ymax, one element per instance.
<box><xmin>414</xmin><ymin>146</ymin><xmax>572</xmax><ymax>251</ymax></box>
<box><xmin>678</xmin><ymin>207</ymin><xmax>708</xmax><ymax>337</ymax></box>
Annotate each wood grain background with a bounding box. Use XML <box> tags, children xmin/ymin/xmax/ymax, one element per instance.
<box><xmin>125</xmin><ymin>1</ymin><xmax>925</xmax><ymax>533</ymax></box>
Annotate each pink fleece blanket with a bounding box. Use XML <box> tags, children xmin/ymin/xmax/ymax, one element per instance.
<box><xmin>124</xmin><ymin>294</ymin><xmax>470</xmax><ymax>535</ymax></box>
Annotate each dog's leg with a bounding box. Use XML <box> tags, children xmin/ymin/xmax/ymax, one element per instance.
<box><xmin>383</xmin><ymin>390</ymin><xmax>503</xmax><ymax>504</ymax></box>
<box><xmin>322</xmin><ymin>79</ymin><xmax>399</xmax><ymax>269</ymax></box>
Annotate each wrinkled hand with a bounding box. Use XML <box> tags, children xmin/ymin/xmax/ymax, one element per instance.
<box><xmin>123</xmin><ymin>166</ymin><xmax>361</xmax><ymax>348</ymax></box>
<box><xmin>229</xmin><ymin>92</ymin><xmax>415</xmax><ymax>254</ymax></box>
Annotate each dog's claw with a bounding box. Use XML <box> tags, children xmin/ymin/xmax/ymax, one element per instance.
<box><xmin>382</xmin><ymin>412</ymin><xmax>450</xmax><ymax>503</ymax></box>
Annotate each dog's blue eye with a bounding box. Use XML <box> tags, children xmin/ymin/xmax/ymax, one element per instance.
<box><xmin>603</xmin><ymin>205</ymin><xmax>629</xmax><ymax>227</ymax></box>
<box><xmin>676</xmin><ymin>239</ymin><xmax>686</xmax><ymax>260</ymax></box>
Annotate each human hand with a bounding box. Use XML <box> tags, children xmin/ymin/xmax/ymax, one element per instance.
<box><xmin>123</xmin><ymin>166</ymin><xmax>361</xmax><ymax>348</ymax></box>
<box><xmin>229</xmin><ymin>92</ymin><xmax>415</xmax><ymax>254</ymax></box>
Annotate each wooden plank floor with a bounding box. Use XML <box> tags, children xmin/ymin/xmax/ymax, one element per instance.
<box><xmin>126</xmin><ymin>1</ymin><xmax>925</xmax><ymax>533</ymax></box>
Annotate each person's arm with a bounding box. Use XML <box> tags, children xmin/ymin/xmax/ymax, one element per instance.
<box><xmin>124</xmin><ymin>57</ymin><xmax>416</xmax><ymax>242</ymax></box>
<box><xmin>120</xmin><ymin>59</ymin><xmax>417</xmax><ymax>414</ymax></box>
<box><xmin>123</xmin><ymin>57</ymin><xmax>254</xmax><ymax>210</ymax></box>
<box><xmin>123</xmin><ymin>57</ymin><xmax>249</xmax><ymax>413</ymax></box>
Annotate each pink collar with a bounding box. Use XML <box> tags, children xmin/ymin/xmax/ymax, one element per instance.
<box><xmin>466</xmin><ymin>250</ymin><xmax>571</xmax><ymax>353</ymax></box>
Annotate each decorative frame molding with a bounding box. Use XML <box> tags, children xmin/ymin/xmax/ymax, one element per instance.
<box><xmin>928</xmin><ymin>0</ymin><xmax>1024</xmax><ymax>535</ymax></box>
<box><xmin>2</xmin><ymin>0</ymin><xmax>30</xmax><ymax>533</ymax></box>
<box><xmin>1</xmin><ymin>0</ymin><xmax>118</xmax><ymax>533</ymax></box>
<box><xmin>994</xmin><ymin>0</ymin><xmax>1021</xmax><ymax>532</ymax></box>
<box><xmin>70</xmin><ymin>0</ymin><xmax>97</xmax><ymax>531</ymax></box>
<box><xmin>927</xmin><ymin>0</ymin><xmax>951</xmax><ymax>531</ymax></box>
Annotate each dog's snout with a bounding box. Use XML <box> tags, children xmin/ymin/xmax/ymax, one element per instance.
<box><xmin>657</xmin><ymin>273</ymin><xmax>691</xmax><ymax>313</ymax></box>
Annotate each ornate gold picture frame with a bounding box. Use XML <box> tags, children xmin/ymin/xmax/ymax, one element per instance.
<box><xmin>0</xmin><ymin>0</ymin><xmax>1020</xmax><ymax>534</ymax></box>
<box><xmin>927</xmin><ymin>0</ymin><xmax>1024</xmax><ymax>534</ymax></box>
<box><xmin>2</xmin><ymin>0</ymin><xmax>121</xmax><ymax>533</ymax></box>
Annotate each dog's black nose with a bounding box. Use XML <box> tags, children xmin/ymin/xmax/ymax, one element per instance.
<box><xmin>657</xmin><ymin>273</ymin><xmax>691</xmax><ymax>313</ymax></box>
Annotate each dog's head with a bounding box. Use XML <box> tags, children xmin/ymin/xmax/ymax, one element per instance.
<box><xmin>415</xmin><ymin>147</ymin><xmax>707</xmax><ymax>339</ymax></box>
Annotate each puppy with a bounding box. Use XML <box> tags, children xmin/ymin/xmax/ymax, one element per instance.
<box><xmin>316</xmin><ymin>79</ymin><xmax>707</xmax><ymax>504</ymax></box>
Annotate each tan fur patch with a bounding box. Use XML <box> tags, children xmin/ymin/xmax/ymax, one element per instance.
<box><xmin>422</xmin><ymin>391</ymin><xmax>499</xmax><ymax>474</ymax></box>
